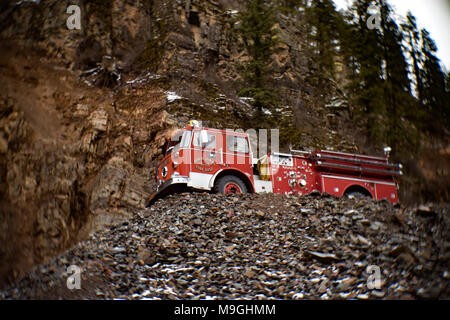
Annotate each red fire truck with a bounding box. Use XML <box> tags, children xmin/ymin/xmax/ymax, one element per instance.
<box><xmin>150</xmin><ymin>122</ymin><xmax>402</xmax><ymax>203</ymax></box>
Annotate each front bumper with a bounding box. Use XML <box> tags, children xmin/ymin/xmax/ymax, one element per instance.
<box><xmin>148</xmin><ymin>175</ymin><xmax>189</xmax><ymax>205</ymax></box>
<box><xmin>157</xmin><ymin>175</ymin><xmax>189</xmax><ymax>192</ymax></box>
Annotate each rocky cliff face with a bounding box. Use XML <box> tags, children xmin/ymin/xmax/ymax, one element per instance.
<box><xmin>0</xmin><ymin>37</ymin><xmax>176</xmax><ymax>284</ymax></box>
<box><xmin>0</xmin><ymin>0</ymin><xmax>448</xmax><ymax>287</ymax></box>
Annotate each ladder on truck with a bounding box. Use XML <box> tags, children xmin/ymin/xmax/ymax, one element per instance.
<box><xmin>309</xmin><ymin>149</ymin><xmax>402</xmax><ymax>177</ymax></box>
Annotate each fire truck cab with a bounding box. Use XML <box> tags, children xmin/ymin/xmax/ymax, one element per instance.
<box><xmin>152</xmin><ymin>122</ymin><xmax>402</xmax><ymax>203</ymax></box>
<box><xmin>155</xmin><ymin>123</ymin><xmax>255</xmax><ymax>196</ymax></box>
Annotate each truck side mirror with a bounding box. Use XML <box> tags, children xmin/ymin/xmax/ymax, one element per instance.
<box><xmin>200</xmin><ymin>130</ymin><xmax>209</xmax><ymax>146</ymax></box>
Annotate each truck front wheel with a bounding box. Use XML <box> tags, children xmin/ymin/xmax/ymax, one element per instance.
<box><xmin>215</xmin><ymin>175</ymin><xmax>248</xmax><ymax>194</ymax></box>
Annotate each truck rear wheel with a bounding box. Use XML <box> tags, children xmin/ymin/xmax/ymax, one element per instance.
<box><xmin>215</xmin><ymin>175</ymin><xmax>248</xmax><ymax>194</ymax></box>
<box><xmin>346</xmin><ymin>191</ymin><xmax>366</xmax><ymax>199</ymax></box>
<box><xmin>345</xmin><ymin>190</ymin><xmax>371</xmax><ymax>199</ymax></box>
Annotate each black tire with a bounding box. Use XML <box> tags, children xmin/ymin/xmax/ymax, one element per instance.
<box><xmin>214</xmin><ymin>175</ymin><xmax>248</xmax><ymax>194</ymax></box>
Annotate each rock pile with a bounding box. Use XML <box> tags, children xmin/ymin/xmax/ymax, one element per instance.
<box><xmin>1</xmin><ymin>192</ymin><xmax>448</xmax><ymax>300</ymax></box>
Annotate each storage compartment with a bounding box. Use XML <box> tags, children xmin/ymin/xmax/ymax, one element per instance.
<box><xmin>257</xmin><ymin>155</ymin><xmax>271</xmax><ymax>181</ymax></box>
<box><xmin>254</xmin><ymin>176</ymin><xmax>273</xmax><ymax>193</ymax></box>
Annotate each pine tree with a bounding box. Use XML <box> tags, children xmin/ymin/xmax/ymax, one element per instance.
<box><xmin>420</xmin><ymin>29</ymin><xmax>449</xmax><ymax>131</ymax></box>
<box><xmin>237</xmin><ymin>0</ymin><xmax>279</xmax><ymax>113</ymax></box>
<box><xmin>378</xmin><ymin>0</ymin><xmax>415</xmax><ymax>151</ymax></box>
<box><xmin>446</xmin><ymin>71</ymin><xmax>450</xmax><ymax>126</ymax></box>
<box><xmin>401</xmin><ymin>12</ymin><xmax>424</xmax><ymax>105</ymax></box>
<box><xmin>446</xmin><ymin>71</ymin><xmax>450</xmax><ymax>92</ymax></box>
<box><xmin>238</xmin><ymin>0</ymin><xmax>277</xmax><ymax>88</ymax></box>
<box><xmin>305</xmin><ymin>0</ymin><xmax>341</xmax><ymax>100</ymax></box>
<box><xmin>278</xmin><ymin>0</ymin><xmax>304</xmax><ymax>10</ymax></box>
<box><xmin>341</xmin><ymin>0</ymin><xmax>386</xmax><ymax>142</ymax></box>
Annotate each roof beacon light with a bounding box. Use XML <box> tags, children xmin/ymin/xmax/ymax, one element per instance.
<box><xmin>189</xmin><ymin>120</ymin><xmax>201</xmax><ymax>127</ymax></box>
<box><xmin>384</xmin><ymin>146</ymin><xmax>392</xmax><ymax>160</ymax></box>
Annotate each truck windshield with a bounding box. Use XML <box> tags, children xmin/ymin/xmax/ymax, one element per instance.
<box><xmin>165</xmin><ymin>130</ymin><xmax>192</xmax><ymax>155</ymax></box>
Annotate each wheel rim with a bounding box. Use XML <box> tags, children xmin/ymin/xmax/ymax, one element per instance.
<box><xmin>224</xmin><ymin>182</ymin><xmax>242</xmax><ymax>194</ymax></box>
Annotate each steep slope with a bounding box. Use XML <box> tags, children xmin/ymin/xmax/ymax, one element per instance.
<box><xmin>1</xmin><ymin>193</ymin><xmax>449</xmax><ymax>299</ymax></box>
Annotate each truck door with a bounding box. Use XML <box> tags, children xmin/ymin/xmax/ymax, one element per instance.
<box><xmin>224</xmin><ymin>134</ymin><xmax>252</xmax><ymax>171</ymax></box>
<box><xmin>189</xmin><ymin>129</ymin><xmax>223</xmax><ymax>189</ymax></box>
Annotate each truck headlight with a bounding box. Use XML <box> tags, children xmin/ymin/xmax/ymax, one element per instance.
<box><xmin>162</xmin><ymin>166</ymin><xmax>168</xmax><ymax>178</ymax></box>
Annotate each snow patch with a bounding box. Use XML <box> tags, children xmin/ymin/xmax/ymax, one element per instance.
<box><xmin>16</xmin><ymin>0</ymin><xmax>41</xmax><ymax>5</ymax></box>
<box><xmin>239</xmin><ymin>97</ymin><xmax>254</xmax><ymax>108</ymax></box>
<box><xmin>262</xmin><ymin>108</ymin><xmax>272</xmax><ymax>115</ymax></box>
<box><xmin>227</xmin><ymin>10</ymin><xmax>239</xmax><ymax>15</ymax></box>
<box><xmin>126</xmin><ymin>72</ymin><xmax>161</xmax><ymax>85</ymax></box>
<box><xmin>165</xmin><ymin>91</ymin><xmax>182</xmax><ymax>103</ymax></box>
